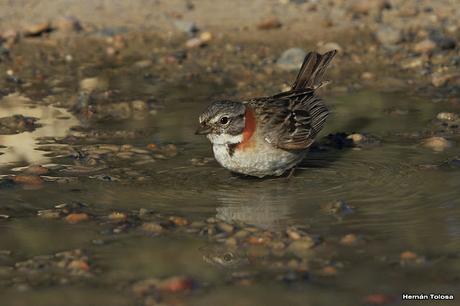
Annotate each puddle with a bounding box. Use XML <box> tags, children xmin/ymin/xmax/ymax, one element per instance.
<box><xmin>1</xmin><ymin>77</ymin><xmax>460</xmax><ymax>305</ymax></box>
<box><xmin>0</xmin><ymin>93</ymin><xmax>79</xmax><ymax>166</ymax></box>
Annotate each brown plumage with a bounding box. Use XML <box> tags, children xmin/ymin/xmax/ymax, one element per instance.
<box><xmin>196</xmin><ymin>50</ymin><xmax>337</xmax><ymax>177</ymax></box>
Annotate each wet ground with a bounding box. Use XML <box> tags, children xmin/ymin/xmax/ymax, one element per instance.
<box><xmin>1</xmin><ymin>2</ymin><xmax>460</xmax><ymax>304</ymax></box>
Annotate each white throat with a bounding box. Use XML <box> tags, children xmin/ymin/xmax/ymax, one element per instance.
<box><xmin>207</xmin><ymin>133</ymin><xmax>243</xmax><ymax>145</ymax></box>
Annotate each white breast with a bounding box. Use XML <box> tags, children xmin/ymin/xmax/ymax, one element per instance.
<box><xmin>212</xmin><ymin>138</ymin><xmax>306</xmax><ymax>178</ymax></box>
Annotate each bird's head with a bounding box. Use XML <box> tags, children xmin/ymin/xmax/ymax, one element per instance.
<box><xmin>196</xmin><ymin>100</ymin><xmax>246</xmax><ymax>145</ymax></box>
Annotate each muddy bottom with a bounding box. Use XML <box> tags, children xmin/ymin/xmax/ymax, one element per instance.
<box><xmin>1</xmin><ymin>40</ymin><xmax>460</xmax><ymax>306</ymax></box>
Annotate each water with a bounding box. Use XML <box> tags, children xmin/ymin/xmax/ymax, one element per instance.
<box><xmin>1</xmin><ymin>78</ymin><xmax>460</xmax><ymax>305</ymax></box>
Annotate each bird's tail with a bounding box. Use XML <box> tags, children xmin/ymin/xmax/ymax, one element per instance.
<box><xmin>291</xmin><ymin>50</ymin><xmax>337</xmax><ymax>90</ymax></box>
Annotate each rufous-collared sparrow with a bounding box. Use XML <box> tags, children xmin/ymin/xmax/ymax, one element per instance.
<box><xmin>196</xmin><ymin>50</ymin><xmax>337</xmax><ymax>178</ymax></box>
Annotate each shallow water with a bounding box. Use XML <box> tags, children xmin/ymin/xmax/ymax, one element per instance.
<box><xmin>1</xmin><ymin>83</ymin><xmax>460</xmax><ymax>305</ymax></box>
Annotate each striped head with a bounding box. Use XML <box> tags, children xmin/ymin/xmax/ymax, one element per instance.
<box><xmin>196</xmin><ymin>100</ymin><xmax>246</xmax><ymax>145</ymax></box>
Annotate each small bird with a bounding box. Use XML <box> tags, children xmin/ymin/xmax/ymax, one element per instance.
<box><xmin>196</xmin><ymin>50</ymin><xmax>337</xmax><ymax>178</ymax></box>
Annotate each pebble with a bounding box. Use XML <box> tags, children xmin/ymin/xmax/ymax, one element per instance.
<box><xmin>422</xmin><ymin>136</ymin><xmax>452</xmax><ymax>152</ymax></box>
<box><xmin>347</xmin><ymin>133</ymin><xmax>366</xmax><ymax>144</ymax></box>
<box><xmin>431</xmin><ymin>73</ymin><xmax>458</xmax><ymax>87</ymax></box>
<box><xmin>169</xmin><ymin>216</ymin><xmax>189</xmax><ymax>226</ymax></box>
<box><xmin>185</xmin><ymin>37</ymin><xmax>204</xmax><ymax>49</ymax></box>
<box><xmin>79</xmin><ymin>77</ymin><xmax>109</xmax><ymax>92</ymax></box>
<box><xmin>0</xmin><ymin>115</ymin><xmax>40</xmax><ymax>134</ymax></box>
<box><xmin>400</xmin><ymin>57</ymin><xmax>424</xmax><ymax>69</ymax></box>
<box><xmin>141</xmin><ymin>222</ymin><xmax>164</xmax><ymax>234</ymax></box>
<box><xmin>349</xmin><ymin>0</ymin><xmax>389</xmax><ymax>14</ymax></box>
<box><xmin>173</xmin><ymin>20</ymin><xmax>198</xmax><ymax>34</ymax></box>
<box><xmin>199</xmin><ymin>31</ymin><xmax>213</xmax><ymax>43</ymax></box>
<box><xmin>321</xmin><ymin>200</ymin><xmax>354</xmax><ymax>217</ymax></box>
<box><xmin>217</xmin><ymin>222</ymin><xmax>234</xmax><ymax>234</ymax></box>
<box><xmin>67</xmin><ymin>259</ymin><xmax>90</xmax><ymax>272</ymax></box>
<box><xmin>24</xmin><ymin>21</ymin><xmax>52</xmax><ymax>36</ymax></box>
<box><xmin>375</xmin><ymin>25</ymin><xmax>401</xmax><ymax>46</ymax></box>
<box><xmin>37</xmin><ymin>209</ymin><xmax>61</xmax><ymax>219</ymax></box>
<box><xmin>400</xmin><ymin>250</ymin><xmax>425</xmax><ymax>266</ymax></box>
<box><xmin>108</xmin><ymin>212</ymin><xmax>127</xmax><ymax>222</ymax></box>
<box><xmin>131</xmin><ymin>100</ymin><xmax>149</xmax><ymax>112</ymax></box>
<box><xmin>52</xmin><ymin>16</ymin><xmax>82</xmax><ymax>32</ymax></box>
<box><xmin>65</xmin><ymin>213</ymin><xmax>89</xmax><ymax>224</ymax></box>
<box><xmin>320</xmin><ymin>266</ymin><xmax>337</xmax><ymax>276</ymax></box>
<box><xmin>256</xmin><ymin>17</ymin><xmax>282</xmax><ymax>30</ymax></box>
<box><xmin>413</xmin><ymin>39</ymin><xmax>436</xmax><ymax>53</ymax></box>
<box><xmin>340</xmin><ymin>233</ymin><xmax>359</xmax><ymax>246</ymax></box>
<box><xmin>24</xmin><ymin>165</ymin><xmax>49</xmax><ymax>175</ymax></box>
<box><xmin>361</xmin><ymin>72</ymin><xmax>375</xmax><ymax>80</ymax></box>
<box><xmin>12</xmin><ymin>175</ymin><xmax>43</xmax><ymax>186</ymax></box>
<box><xmin>133</xmin><ymin>60</ymin><xmax>152</xmax><ymax>68</ymax></box>
<box><xmin>276</xmin><ymin>48</ymin><xmax>307</xmax><ymax>71</ymax></box>
<box><xmin>158</xmin><ymin>276</ymin><xmax>194</xmax><ymax>293</ymax></box>
<box><xmin>287</xmin><ymin>237</ymin><xmax>315</xmax><ymax>256</ymax></box>
<box><xmin>436</xmin><ymin>112</ymin><xmax>458</xmax><ymax>121</ymax></box>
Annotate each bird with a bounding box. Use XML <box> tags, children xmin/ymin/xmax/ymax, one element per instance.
<box><xmin>195</xmin><ymin>50</ymin><xmax>337</xmax><ymax>178</ymax></box>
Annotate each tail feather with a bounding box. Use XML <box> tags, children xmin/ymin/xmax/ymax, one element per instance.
<box><xmin>291</xmin><ymin>50</ymin><xmax>337</xmax><ymax>90</ymax></box>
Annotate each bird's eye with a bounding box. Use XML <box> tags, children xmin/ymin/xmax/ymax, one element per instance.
<box><xmin>220</xmin><ymin>116</ymin><xmax>229</xmax><ymax>125</ymax></box>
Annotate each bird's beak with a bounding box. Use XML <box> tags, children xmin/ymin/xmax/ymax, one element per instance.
<box><xmin>195</xmin><ymin>124</ymin><xmax>212</xmax><ymax>135</ymax></box>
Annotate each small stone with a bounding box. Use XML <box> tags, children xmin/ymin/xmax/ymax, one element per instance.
<box><xmin>225</xmin><ymin>237</ymin><xmax>238</xmax><ymax>246</ymax></box>
<box><xmin>400</xmin><ymin>251</ymin><xmax>417</xmax><ymax>261</ymax></box>
<box><xmin>108</xmin><ymin>212</ymin><xmax>127</xmax><ymax>222</ymax></box>
<box><xmin>287</xmin><ymin>237</ymin><xmax>315</xmax><ymax>255</ymax></box>
<box><xmin>256</xmin><ymin>17</ymin><xmax>282</xmax><ymax>30</ymax></box>
<box><xmin>133</xmin><ymin>60</ymin><xmax>152</xmax><ymax>68</ymax></box>
<box><xmin>24</xmin><ymin>165</ymin><xmax>49</xmax><ymax>175</ymax></box>
<box><xmin>233</xmin><ymin>230</ymin><xmax>250</xmax><ymax>239</ymax></box>
<box><xmin>413</xmin><ymin>39</ymin><xmax>436</xmax><ymax>53</ymax></box>
<box><xmin>349</xmin><ymin>0</ymin><xmax>389</xmax><ymax>14</ymax></box>
<box><xmin>347</xmin><ymin>133</ymin><xmax>366</xmax><ymax>144</ymax></box>
<box><xmin>79</xmin><ymin>77</ymin><xmax>108</xmax><ymax>92</ymax></box>
<box><xmin>431</xmin><ymin>73</ymin><xmax>459</xmax><ymax>87</ymax></box>
<box><xmin>170</xmin><ymin>216</ymin><xmax>189</xmax><ymax>226</ymax></box>
<box><xmin>52</xmin><ymin>16</ymin><xmax>82</xmax><ymax>32</ymax></box>
<box><xmin>131</xmin><ymin>100</ymin><xmax>148</xmax><ymax>111</ymax></box>
<box><xmin>340</xmin><ymin>233</ymin><xmax>359</xmax><ymax>246</ymax></box>
<box><xmin>217</xmin><ymin>222</ymin><xmax>234</xmax><ymax>234</ymax></box>
<box><xmin>132</xmin><ymin>278</ymin><xmax>159</xmax><ymax>296</ymax></box>
<box><xmin>141</xmin><ymin>222</ymin><xmax>164</xmax><ymax>234</ymax></box>
<box><xmin>361</xmin><ymin>72</ymin><xmax>374</xmax><ymax>80</ymax></box>
<box><xmin>400</xmin><ymin>250</ymin><xmax>425</xmax><ymax>266</ymax></box>
<box><xmin>401</xmin><ymin>57</ymin><xmax>424</xmax><ymax>69</ymax></box>
<box><xmin>321</xmin><ymin>200</ymin><xmax>354</xmax><ymax>216</ymax></box>
<box><xmin>436</xmin><ymin>112</ymin><xmax>458</xmax><ymax>121</ymax></box>
<box><xmin>199</xmin><ymin>31</ymin><xmax>212</xmax><ymax>43</ymax></box>
<box><xmin>173</xmin><ymin>20</ymin><xmax>198</xmax><ymax>34</ymax></box>
<box><xmin>106</xmin><ymin>46</ymin><xmax>117</xmax><ymax>56</ymax></box>
<box><xmin>286</xmin><ymin>227</ymin><xmax>304</xmax><ymax>240</ymax></box>
<box><xmin>65</xmin><ymin>213</ymin><xmax>89</xmax><ymax>224</ymax></box>
<box><xmin>12</xmin><ymin>175</ymin><xmax>43</xmax><ymax>186</ymax></box>
<box><xmin>185</xmin><ymin>37</ymin><xmax>204</xmax><ymax>48</ymax></box>
<box><xmin>24</xmin><ymin>21</ymin><xmax>52</xmax><ymax>36</ymax></box>
<box><xmin>375</xmin><ymin>25</ymin><xmax>401</xmax><ymax>45</ymax></box>
<box><xmin>67</xmin><ymin>259</ymin><xmax>90</xmax><ymax>271</ymax></box>
<box><xmin>320</xmin><ymin>266</ymin><xmax>337</xmax><ymax>276</ymax></box>
<box><xmin>37</xmin><ymin>209</ymin><xmax>61</xmax><ymax>219</ymax></box>
<box><xmin>276</xmin><ymin>48</ymin><xmax>307</xmax><ymax>71</ymax></box>
<box><xmin>422</xmin><ymin>136</ymin><xmax>452</xmax><ymax>152</ymax></box>
<box><xmin>159</xmin><ymin>276</ymin><xmax>194</xmax><ymax>293</ymax></box>
<box><xmin>431</xmin><ymin>34</ymin><xmax>457</xmax><ymax>50</ymax></box>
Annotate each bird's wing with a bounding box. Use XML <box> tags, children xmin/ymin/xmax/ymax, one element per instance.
<box><xmin>249</xmin><ymin>89</ymin><xmax>328</xmax><ymax>150</ymax></box>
